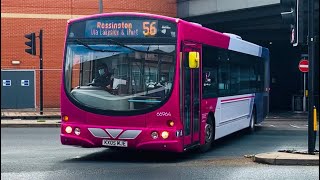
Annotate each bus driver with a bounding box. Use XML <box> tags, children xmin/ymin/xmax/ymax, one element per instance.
<box><xmin>89</xmin><ymin>64</ymin><xmax>113</xmax><ymax>91</ymax></box>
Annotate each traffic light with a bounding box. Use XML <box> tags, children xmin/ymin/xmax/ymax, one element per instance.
<box><xmin>25</xmin><ymin>32</ymin><xmax>36</xmax><ymax>55</ymax></box>
<box><xmin>281</xmin><ymin>0</ymin><xmax>305</xmax><ymax>46</ymax></box>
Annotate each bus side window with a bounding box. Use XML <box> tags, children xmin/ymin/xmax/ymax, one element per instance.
<box><xmin>202</xmin><ymin>45</ymin><xmax>219</xmax><ymax>98</ymax></box>
<box><xmin>203</xmin><ymin>69</ymin><xmax>218</xmax><ymax>97</ymax></box>
<box><xmin>218</xmin><ymin>64</ymin><xmax>230</xmax><ymax>96</ymax></box>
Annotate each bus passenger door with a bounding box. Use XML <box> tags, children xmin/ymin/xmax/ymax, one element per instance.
<box><xmin>182</xmin><ymin>44</ymin><xmax>201</xmax><ymax>148</ymax></box>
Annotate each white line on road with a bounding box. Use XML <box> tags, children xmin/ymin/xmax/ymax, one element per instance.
<box><xmin>289</xmin><ymin>124</ymin><xmax>307</xmax><ymax>129</ymax></box>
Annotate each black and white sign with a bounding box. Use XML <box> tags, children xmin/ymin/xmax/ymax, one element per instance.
<box><xmin>2</xmin><ymin>80</ymin><xmax>11</xmax><ymax>86</ymax></box>
<box><xmin>21</xmin><ymin>80</ymin><xmax>30</xmax><ymax>86</ymax></box>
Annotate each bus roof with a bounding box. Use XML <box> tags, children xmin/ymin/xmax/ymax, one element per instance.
<box><xmin>68</xmin><ymin>12</ymin><xmax>178</xmax><ymax>24</ymax></box>
<box><xmin>178</xmin><ymin>19</ymin><xmax>269</xmax><ymax>58</ymax></box>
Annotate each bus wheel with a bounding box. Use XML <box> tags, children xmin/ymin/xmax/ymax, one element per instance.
<box><xmin>199</xmin><ymin>117</ymin><xmax>214</xmax><ymax>153</ymax></box>
<box><xmin>248</xmin><ymin>107</ymin><xmax>256</xmax><ymax>133</ymax></box>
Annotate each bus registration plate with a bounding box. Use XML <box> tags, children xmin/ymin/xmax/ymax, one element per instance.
<box><xmin>102</xmin><ymin>139</ymin><xmax>128</xmax><ymax>147</ymax></box>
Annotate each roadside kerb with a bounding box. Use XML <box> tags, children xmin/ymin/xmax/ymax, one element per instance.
<box><xmin>1</xmin><ymin>120</ymin><xmax>61</xmax><ymax>128</ymax></box>
<box><xmin>265</xmin><ymin>118</ymin><xmax>308</xmax><ymax>121</ymax></box>
<box><xmin>253</xmin><ymin>152</ymin><xmax>319</xmax><ymax>165</ymax></box>
<box><xmin>1</xmin><ymin>113</ymin><xmax>61</xmax><ymax>120</ymax></box>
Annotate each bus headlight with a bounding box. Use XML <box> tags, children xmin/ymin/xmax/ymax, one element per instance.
<box><xmin>74</xmin><ymin>127</ymin><xmax>81</xmax><ymax>135</ymax></box>
<box><xmin>65</xmin><ymin>126</ymin><xmax>72</xmax><ymax>134</ymax></box>
<box><xmin>151</xmin><ymin>131</ymin><xmax>158</xmax><ymax>139</ymax></box>
<box><xmin>161</xmin><ymin>131</ymin><xmax>169</xmax><ymax>139</ymax></box>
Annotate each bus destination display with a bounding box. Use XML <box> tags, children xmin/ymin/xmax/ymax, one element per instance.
<box><xmin>85</xmin><ymin>19</ymin><xmax>176</xmax><ymax>38</ymax></box>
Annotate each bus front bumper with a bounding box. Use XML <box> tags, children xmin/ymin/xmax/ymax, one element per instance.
<box><xmin>60</xmin><ymin>124</ymin><xmax>184</xmax><ymax>152</ymax></box>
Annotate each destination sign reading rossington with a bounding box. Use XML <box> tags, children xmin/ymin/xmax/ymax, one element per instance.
<box><xmin>85</xmin><ymin>20</ymin><xmax>158</xmax><ymax>38</ymax></box>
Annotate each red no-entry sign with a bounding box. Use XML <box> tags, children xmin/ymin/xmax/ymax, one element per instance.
<box><xmin>299</xmin><ymin>59</ymin><xmax>309</xmax><ymax>73</ymax></box>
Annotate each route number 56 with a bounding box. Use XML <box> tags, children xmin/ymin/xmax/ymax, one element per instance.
<box><xmin>143</xmin><ymin>21</ymin><xmax>157</xmax><ymax>36</ymax></box>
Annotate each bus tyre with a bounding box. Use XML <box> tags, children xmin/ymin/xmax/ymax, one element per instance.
<box><xmin>248</xmin><ymin>107</ymin><xmax>256</xmax><ymax>133</ymax></box>
<box><xmin>199</xmin><ymin>117</ymin><xmax>214</xmax><ymax>153</ymax></box>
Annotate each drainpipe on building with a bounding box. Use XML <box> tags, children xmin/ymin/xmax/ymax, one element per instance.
<box><xmin>99</xmin><ymin>0</ymin><xmax>103</xmax><ymax>13</ymax></box>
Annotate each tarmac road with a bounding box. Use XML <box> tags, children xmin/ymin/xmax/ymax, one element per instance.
<box><xmin>1</xmin><ymin>119</ymin><xmax>319</xmax><ymax>180</ymax></box>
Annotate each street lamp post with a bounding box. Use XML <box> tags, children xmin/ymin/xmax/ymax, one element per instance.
<box><xmin>307</xmin><ymin>0</ymin><xmax>316</xmax><ymax>154</ymax></box>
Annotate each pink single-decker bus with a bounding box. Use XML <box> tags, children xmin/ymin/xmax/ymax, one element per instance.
<box><xmin>60</xmin><ymin>12</ymin><xmax>270</xmax><ymax>152</ymax></box>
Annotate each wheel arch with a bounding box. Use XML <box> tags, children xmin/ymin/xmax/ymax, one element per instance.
<box><xmin>252</xmin><ymin>104</ymin><xmax>257</xmax><ymax>124</ymax></box>
<box><xmin>207</xmin><ymin>111</ymin><xmax>216</xmax><ymax>140</ymax></box>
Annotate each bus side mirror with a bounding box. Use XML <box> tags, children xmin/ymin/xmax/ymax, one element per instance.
<box><xmin>188</xmin><ymin>52</ymin><xmax>199</xmax><ymax>68</ymax></box>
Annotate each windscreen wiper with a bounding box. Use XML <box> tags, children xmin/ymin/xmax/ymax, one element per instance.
<box><xmin>75</xmin><ymin>39</ymin><xmax>121</xmax><ymax>52</ymax></box>
<box><xmin>104</xmin><ymin>38</ymin><xmax>173</xmax><ymax>55</ymax></box>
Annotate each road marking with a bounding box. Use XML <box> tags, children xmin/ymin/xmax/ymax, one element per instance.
<box><xmin>289</xmin><ymin>124</ymin><xmax>307</xmax><ymax>129</ymax></box>
<box><xmin>269</xmin><ymin>125</ymin><xmax>275</xmax><ymax>127</ymax></box>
